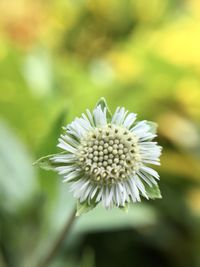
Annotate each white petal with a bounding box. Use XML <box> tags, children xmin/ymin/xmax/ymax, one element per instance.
<box><xmin>124</xmin><ymin>180</ymin><xmax>135</xmax><ymax>202</ymax></box>
<box><xmin>90</xmin><ymin>185</ymin><xmax>99</xmax><ymax>199</ymax></box>
<box><xmin>70</xmin><ymin>120</ymin><xmax>87</xmax><ymax>137</ymax></box>
<box><xmin>130</xmin><ymin>121</ymin><xmax>157</xmax><ymax>141</ymax></box>
<box><xmin>134</xmin><ymin>175</ymin><xmax>148</xmax><ymax>198</ymax></box>
<box><xmin>93</xmin><ymin>106</ymin><xmax>107</xmax><ymax>126</ymax></box>
<box><xmin>70</xmin><ymin>178</ymin><xmax>87</xmax><ymax>193</ymax></box>
<box><xmin>96</xmin><ymin>187</ymin><xmax>103</xmax><ymax>202</ymax></box>
<box><xmin>137</xmin><ymin>170</ymin><xmax>157</xmax><ymax>186</ymax></box>
<box><xmin>61</xmin><ymin>134</ymin><xmax>79</xmax><ymax>148</ymax></box>
<box><xmin>118</xmin><ymin>182</ymin><xmax>126</xmax><ymax>205</ymax></box>
<box><xmin>80</xmin><ymin>184</ymin><xmax>93</xmax><ymax>202</ymax></box>
<box><xmin>112</xmin><ymin>107</ymin><xmax>128</xmax><ymax>125</ymax></box>
<box><xmin>136</xmin><ymin>171</ymin><xmax>153</xmax><ymax>186</ymax></box>
<box><xmin>140</xmin><ymin>166</ymin><xmax>160</xmax><ymax>180</ymax></box>
<box><xmin>51</xmin><ymin>154</ymin><xmax>76</xmax><ymax>163</ymax></box>
<box><xmin>77</xmin><ymin>118</ymin><xmax>93</xmax><ymax>131</ymax></box>
<box><xmin>102</xmin><ymin>186</ymin><xmax>107</xmax><ymax>208</ymax></box>
<box><xmin>58</xmin><ymin>138</ymin><xmax>77</xmax><ymax>153</ymax></box>
<box><xmin>86</xmin><ymin>109</ymin><xmax>95</xmax><ymax>126</ymax></box>
<box><xmin>131</xmin><ymin>120</ymin><xmax>149</xmax><ymax>133</ymax></box>
<box><xmin>115</xmin><ymin>184</ymin><xmax>120</xmax><ymax>206</ymax></box>
<box><xmin>140</xmin><ymin>133</ymin><xmax>157</xmax><ymax>141</ymax></box>
<box><xmin>142</xmin><ymin>159</ymin><xmax>160</xmax><ymax>165</ymax></box>
<box><xmin>63</xmin><ymin>170</ymin><xmax>80</xmax><ymax>182</ymax></box>
<box><xmin>107</xmin><ymin>187</ymin><xmax>114</xmax><ymax>208</ymax></box>
<box><xmin>129</xmin><ymin>178</ymin><xmax>140</xmax><ymax>201</ymax></box>
<box><xmin>67</xmin><ymin>118</ymin><xmax>89</xmax><ymax>139</ymax></box>
<box><xmin>123</xmin><ymin>113</ymin><xmax>137</xmax><ymax>129</ymax></box>
<box><xmin>55</xmin><ymin>165</ymin><xmax>76</xmax><ymax>175</ymax></box>
<box><xmin>82</xmin><ymin>113</ymin><xmax>94</xmax><ymax>128</ymax></box>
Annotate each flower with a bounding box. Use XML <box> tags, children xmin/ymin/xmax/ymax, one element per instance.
<box><xmin>50</xmin><ymin>98</ymin><xmax>162</xmax><ymax>210</ymax></box>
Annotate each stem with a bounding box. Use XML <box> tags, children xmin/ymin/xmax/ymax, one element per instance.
<box><xmin>37</xmin><ymin>207</ymin><xmax>77</xmax><ymax>267</ymax></box>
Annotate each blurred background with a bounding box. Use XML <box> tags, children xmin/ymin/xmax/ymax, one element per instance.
<box><xmin>0</xmin><ymin>0</ymin><xmax>200</xmax><ymax>266</ymax></box>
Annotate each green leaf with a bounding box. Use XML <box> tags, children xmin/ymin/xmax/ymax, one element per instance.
<box><xmin>146</xmin><ymin>121</ymin><xmax>158</xmax><ymax>134</ymax></box>
<box><xmin>95</xmin><ymin>97</ymin><xmax>112</xmax><ymax>122</ymax></box>
<box><xmin>74</xmin><ymin>203</ymin><xmax>157</xmax><ymax>233</ymax></box>
<box><xmin>33</xmin><ymin>153</ymin><xmax>62</xmax><ymax>171</ymax></box>
<box><xmin>76</xmin><ymin>200</ymin><xmax>97</xmax><ymax>217</ymax></box>
<box><xmin>145</xmin><ymin>183</ymin><xmax>162</xmax><ymax>199</ymax></box>
<box><xmin>0</xmin><ymin>121</ymin><xmax>37</xmax><ymax>211</ymax></box>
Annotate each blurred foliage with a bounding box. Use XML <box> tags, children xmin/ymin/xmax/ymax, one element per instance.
<box><xmin>0</xmin><ymin>0</ymin><xmax>200</xmax><ymax>267</ymax></box>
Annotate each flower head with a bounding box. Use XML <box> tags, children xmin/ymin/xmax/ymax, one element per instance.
<box><xmin>50</xmin><ymin>98</ymin><xmax>162</xmax><ymax>210</ymax></box>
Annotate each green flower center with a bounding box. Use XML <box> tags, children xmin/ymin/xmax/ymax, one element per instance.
<box><xmin>77</xmin><ymin>124</ymin><xmax>140</xmax><ymax>184</ymax></box>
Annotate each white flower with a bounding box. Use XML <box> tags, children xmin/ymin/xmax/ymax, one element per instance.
<box><xmin>51</xmin><ymin>99</ymin><xmax>162</xmax><ymax>209</ymax></box>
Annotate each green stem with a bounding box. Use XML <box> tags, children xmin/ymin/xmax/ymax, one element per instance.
<box><xmin>37</xmin><ymin>207</ymin><xmax>77</xmax><ymax>267</ymax></box>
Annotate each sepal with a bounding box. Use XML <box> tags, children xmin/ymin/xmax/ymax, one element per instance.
<box><xmin>95</xmin><ymin>97</ymin><xmax>112</xmax><ymax>122</ymax></box>
<box><xmin>145</xmin><ymin>183</ymin><xmax>162</xmax><ymax>199</ymax></box>
<box><xmin>76</xmin><ymin>200</ymin><xmax>98</xmax><ymax>216</ymax></box>
<box><xmin>33</xmin><ymin>153</ymin><xmax>64</xmax><ymax>171</ymax></box>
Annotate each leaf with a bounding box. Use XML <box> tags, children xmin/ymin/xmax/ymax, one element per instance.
<box><xmin>48</xmin><ymin>187</ymin><xmax>157</xmax><ymax>238</ymax></box>
<box><xmin>76</xmin><ymin>200</ymin><xmax>98</xmax><ymax>217</ymax></box>
<box><xmin>73</xmin><ymin>203</ymin><xmax>157</xmax><ymax>233</ymax></box>
<box><xmin>146</xmin><ymin>121</ymin><xmax>158</xmax><ymax>134</ymax></box>
<box><xmin>95</xmin><ymin>97</ymin><xmax>112</xmax><ymax>122</ymax></box>
<box><xmin>33</xmin><ymin>153</ymin><xmax>65</xmax><ymax>171</ymax></box>
<box><xmin>33</xmin><ymin>154</ymin><xmax>56</xmax><ymax>171</ymax></box>
<box><xmin>0</xmin><ymin>121</ymin><xmax>37</xmax><ymax>211</ymax></box>
<box><xmin>145</xmin><ymin>183</ymin><xmax>162</xmax><ymax>199</ymax></box>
